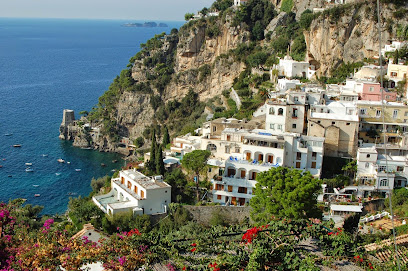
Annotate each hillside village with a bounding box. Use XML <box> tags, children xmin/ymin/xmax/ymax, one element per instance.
<box><xmin>3</xmin><ymin>0</ymin><xmax>408</xmax><ymax>270</ymax></box>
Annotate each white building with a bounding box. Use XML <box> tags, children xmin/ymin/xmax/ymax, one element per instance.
<box><xmin>265</xmin><ymin>99</ymin><xmax>306</xmax><ymax>134</ymax></box>
<box><xmin>211</xmin><ymin>131</ymin><xmax>325</xmax><ymax>205</ymax></box>
<box><xmin>275</xmin><ymin>56</ymin><xmax>316</xmax><ymax>79</ymax></box>
<box><xmin>381</xmin><ymin>41</ymin><xmax>406</xmax><ymax>56</ymax></box>
<box><xmin>93</xmin><ymin>169</ymin><xmax>171</xmax><ymax>216</ymax></box>
<box><xmin>277</xmin><ymin>78</ymin><xmax>301</xmax><ymax>91</ymax></box>
<box><xmin>234</xmin><ymin>0</ymin><xmax>248</xmax><ymax>6</ymax></box>
<box><xmin>355</xmin><ymin>146</ymin><xmax>408</xmax><ymax>197</ymax></box>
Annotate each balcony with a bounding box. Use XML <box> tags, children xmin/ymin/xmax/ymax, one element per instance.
<box><xmin>113</xmin><ymin>179</ymin><xmax>143</xmax><ymax>200</ymax></box>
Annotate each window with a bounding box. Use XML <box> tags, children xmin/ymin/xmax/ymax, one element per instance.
<box><xmin>225</xmin><ymin>146</ymin><xmax>230</xmax><ymax>153</ymax></box>
<box><xmin>292</xmin><ymin>124</ymin><xmax>297</xmax><ymax>129</ymax></box>
<box><xmin>332</xmin><ymin>121</ymin><xmax>336</xmax><ymax>125</ymax></box>
<box><xmin>278</xmin><ymin>108</ymin><xmax>284</xmax><ymax>115</ymax></box>
<box><xmin>296</xmin><ymin>162</ymin><xmax>301</xmax><ymax>168</ymax></box>
<box><xmin>213</xmin><ymin>126</ymin><xmax>217</xmax><ymax>132</ymax></box>
<box><xmin>207</xmin><ymin>144</ymin><xmax>217</xmax><ymax>151</ymax></box>
<box><xmin>365</xmin><ymin>162</ymin><xmax>369</xmax><ymax>168</ymax></box>
<box><xmin>397</xmin><ymin>166</ymin><xmax>404</xmax><ymax>172</ymax></box>
<box><xmin>369</xmin><ymin>86</ymin><xmax>374</xmax><ymax>92</ymax></box>
<box><xmin>269</xmin><ymin>107</ymin><xmax>275</xmax><ymax>115</ymax></box>
<box><xmin>228</xmin><ymin>185</ymin><xmax>233</xmax><ymax>192</ymax></box>
<box><xmin>217</xmin><ymin>195</ymin><xmax>222</xmax><ymax>200</ymax></box>
<box><xmin>391</xmin><ymin>72</ymin><xmax>397</xmax><ymax>77</ymax></box>
<box><xmin>376</xmin><ymin>110</ymin><xmax>381</xmax><ymax>117</ymax></box>
<box><xmin>270</xmin><ymin>123</ymin><xmax>275</xmax><ymax>130</ymax></box>
<box><xmin>235</xmin><ymin>147</ymin><xmax>240</xmax><ymax>153</ymax></box>
<box><xmin>227</xmin><ymin>135</ymin><xmax>231</xmax><ymax>141</ymax></box>
<box><xmin>366</xmin><ymin>154</ymin><xmax>370</xmax><ymax>158</ymax></box>
<box><xmin>379</xmin><ymin>179</ymin><xmax>389</xmax><ymax>187</ymax></box>
<box><xmin>346</xmin><ymin>122</ymin><xmax>350</xmax><ymax>126</ymax></box>
<box><xmin>292</xmin><ymin>108</ymin><xmax>298</xmax><ymax>118</ymax></box>
<box><xmin>296</xmin><ymin>152</ymin><xmax>302</xmax><ymax>160</ymax></box>
<box><xmin>294</xmin><ymin>97</ymin><xmax>299</xmax><ymax>102</ymax></box>
<box><xmin>312</xmin><ymin>152</ymin><xmax>317</xmax><ymax>160</ymax></box>
<box><xmin>311</xmin><ymin>162</ymin><xmax>316</xmax><ymax>168</ymax></box>
<box><xmin>238</xmin><ymin>187</ymin><xmax>247</xmax><ymax>194</ymax></box>
<box><xmin>360</xmin><ymin>108</ymin><xmax>367</xmax><ymax>115</ymax></box>
<box><xmin>317</xmin><ymin>120</ymin><xmax>321</xmax><ymax>124</ymax></box>
<box><xmin>378</xmin><ymin>165</ymin><xmax>387</xmax><ymax>172</ymax></box>
<box><xmin>393</xmin><ymin>110</ymin><xmax>398</xmax><ymax>119</ymax></box>
<box><xmin>278</xmin><ymin>124</ymin><xmax>282</xmax><ymax>130</ymax></box>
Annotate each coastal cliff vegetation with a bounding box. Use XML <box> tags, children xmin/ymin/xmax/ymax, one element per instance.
<box><xmin>64</xmin><ymin>0</ymin><xmax>408</xmax><ymax>154</ymax></box>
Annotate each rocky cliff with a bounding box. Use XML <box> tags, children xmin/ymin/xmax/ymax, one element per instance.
<box><xmin>305</xmin><ymin>2</ymin><xmax>408</xmax><ymax>76</ymax></box>
<box><xmin>60</xmin><ymin>0</ymin><xmax>408</xmax><ymax>153</ymax></box>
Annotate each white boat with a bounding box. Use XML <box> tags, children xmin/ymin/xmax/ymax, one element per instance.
<box><xmin>4</xmin><ymin>133</ymin><xmax>13</xmax><ymax>136</ymax></box>
<box><xmin>34</xmin><ymin>194</ymin><xmax>40</xmax><ymax>197</ymax></box>
<box><xmin>25</xmin><ymin>168</ymin><xmax>34</xmax><ymax>172</ymax></box>
<box><xmin>33</xmin><ymin>185</ymin><xmax>39</xmax><ymax>187</ymax></box>
<box><xmin>75</xmin><ymin>169</ymin><xmax>81</xmax><ymax>172</ymax></box>
<box><xmin>41</xmin><ymin>154</ymin><xmax>48</xmax><ymax>157</ymax></box>
<box><xmin>67</xmin><ymin>161</ymin><xmax>71</xmax><ymax>164</ymax></box>
<box><xmin>57</xmin><ymin>158</ymin><xmax>65</xmax><ymax>163</ymax></box>
<box><xmin>25</xmin><ymin>163</ymin><xmax>32</xmax><ymax>166</ymax></box>
<box><xmin>55</xmin><ymin>172</ymin><xmax>61</xmax><ymax>176</ymax></box>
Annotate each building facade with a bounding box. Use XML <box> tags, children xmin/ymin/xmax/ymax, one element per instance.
<box><xmin>93</xmin><ymin>169</ymin><xmax>171</xmax><ymax>216</ymax></box>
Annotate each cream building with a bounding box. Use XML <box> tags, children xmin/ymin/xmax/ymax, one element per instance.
<box><xmin>93</xmin><ymin>170</ymin><xmax>171</xmax><ymax>216</ymax></box>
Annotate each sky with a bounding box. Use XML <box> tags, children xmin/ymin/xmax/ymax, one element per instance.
<box><xmin>1</xmin><ymin>0</ymin><xmax>216</xmax><ymax>21</ymax></box>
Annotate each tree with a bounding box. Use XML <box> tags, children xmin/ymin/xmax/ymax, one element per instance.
<box><xmin>181</xmin><ymin>150</ymin><xmax>211</xmax><ymax>201</ymax></box>
<box><xmin>250</xmin><ymin>167</ymin><xmax>322</xmax><ymax>222</ymax></box>
<box><xmin>162</xmin><ymin>125</ymin><xmax>170</xmax><ymax>147</ymax></box>
<box><xmin>134</xmin><ymin>136</ymin><xmax>144</xmax><ymax>148</ymax></box>
<box><xmin>155</xmin><ymin>144</ymin><xmax>165</xmax><ymax>176</ymax></box>
<box><xmin>164</xmin><ymin>169</ymin><xmax>195</xmax><ymax>203</ymax></box>
<box><xmin>342</xmin><ymin>160</ymin><xmax>357</xmax><ymax>181</ymax></box>
<box><xmin>184</xmin><ymin>13</ymin><xmax>195</xmax><ymax>21</ymax></box>
<box><xmin>148</xmin><ymin>129</ymin><xmax>157</xmax><ymax>173</ymax></box>
<box><xmin>394</xmin><ymin>49</ymin><xmax>399</xmax><ymax>64</ymax></box>
<box><xmin>79</xmin><ymin>110</ymin><xmax>89</xmax><ymax>117</ymax></box>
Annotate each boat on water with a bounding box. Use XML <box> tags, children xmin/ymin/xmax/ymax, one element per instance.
<box><xmin>55</xmin><ymin>172</ymin><xmax>61</xmax><ymax>176</ymax></box>
<box><xmin>101</xmin><ymin>163</ymin><xmax>106</xmax><ymax>167</ymax></box>
<box><xmin>41</xmin><ymin>154</ymin><xmax>48</xmax><ymax>157</ymax></box>
<box><xmin>33</xmin><ymin>185</ymin><xmax>39</xmax><ymax>187</ymax></box>
<box><xmin>67</xmin><ymin>161</ymin><xmax>71</xmax><ymax>164</ymax></box>
<box><xmin>4</xmin><ymin>133</ymin><xmax>13</xmax><ymax>136</ymax></box>
<box><xmin>75</xmin><ymin>169</ymin><xmax>81</xmax><ymax>172</ymax></box>
<box><xmin>34</xmin><ymin>194</ymin><xmax>40</xmax><ymax>197</ymax></box>
<box><xmin>25</xmin><ymin>168</ymin><xmax>34</xmax><ymax>172</ymax></box>
<box><xmin>25</xmin><ymin>162</ymin><xmax>32</xmax><ymax>166</ymax></box>
<box><xmin>57</xmin><ymin>158</ymin><xmax>65</xmax><ymax>163</ymax></box>
<box><xmin>112</xmin><ymin>160</ymin><xmax>118</xmax><ymax>163</ymax></box>
<box><xmin>0</xmin><ymin>165</ymin><xmax>3</xmax><ymax>168</ymax></box>
<box><xmin>13</xmin><ymin>144</ymin><xmax>21</xmax><ymax>148</ymax></box>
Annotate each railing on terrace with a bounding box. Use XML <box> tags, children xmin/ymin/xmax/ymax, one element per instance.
<box><xmin>113</xmin><ymin>180</ymin><xmax>143</xmax><ymax>200</ymax></box>
<box><xmin>228</xmin><ymin>157</ymin><xmax>280</xmax><ymax>167</ymax></box>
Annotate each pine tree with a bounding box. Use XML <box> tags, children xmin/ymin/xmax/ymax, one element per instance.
<box><xmin>156</xmin><ymin>144</ymin><xmax>165</xmax><ymax>176</ymax></box>
<box><xmin>149</xmin><ymin>129</ymin><xmax>157</xmax><ymax>173</ymax></box>
<box><xmin>163</xmin><ymin>125</ymin><xmax>170</xmax><ymax>147</ymax></box>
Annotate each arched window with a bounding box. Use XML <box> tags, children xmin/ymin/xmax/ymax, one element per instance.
<box><xmin>278</xmin><ymin>108</ymin><xmax>284</xmax><ymax>115</ymax></box>
<box><xmin>207</xmin><ymin>144</ymin><xmax>217</xmax><ymax>152</ymax></box>
<box><xmin>269</xmin><ymin>107</ymin><xmax>275</xmax><ymax>115</ymax></box>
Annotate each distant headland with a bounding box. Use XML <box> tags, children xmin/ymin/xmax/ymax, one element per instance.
<box><xmin>122</xmin><ymin>22</ymin><xmax>168</xmax><ymax>28</ymax></box>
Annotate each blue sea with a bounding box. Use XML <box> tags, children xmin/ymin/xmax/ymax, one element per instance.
<box><xmin>0</xmin><ymin>18</ymin><xmax>183</xmax><ymax>214</ymax></box>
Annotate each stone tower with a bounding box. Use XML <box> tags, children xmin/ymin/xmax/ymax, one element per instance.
<box><xmin>59</xmin><ymin>109</ymin><xmax>76</xmax><ymax>140</ymax></box>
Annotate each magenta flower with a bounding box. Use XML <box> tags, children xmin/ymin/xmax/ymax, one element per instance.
<box><xmin>118</xmin><ymin>256</ymin><xmax>126</xmax><ymax>266</ymax></box>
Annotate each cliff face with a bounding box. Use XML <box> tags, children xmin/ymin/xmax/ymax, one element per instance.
<box><xmin>304</xmin><ymin>3</ymin><xmax>407</xmax><ymax>76</ymax></box>
<box><xmin>60</xmin><ymin>1</ymin><xmax>407</xmax><ymax>153</ymax></box>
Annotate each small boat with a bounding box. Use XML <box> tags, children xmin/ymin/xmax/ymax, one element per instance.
<box><xmin>33</xmin><ymin>185</ymin><xmax>39</xmax><ymax>187</ymax></box>
<box><xmin>0</xmin><ymin>165</ymin><xmax>3</xmax><ymax>168</ymax></box>
<box><xmin>25</xmin><ymin>168</ymin><xmax>34</xmax><ymax>172</ymax></box>
<box><xmin>101</xmin><ymin>163</ymin><xmax>106</xmax><ymax>167</ymax></box>
<box><xmin>55</xmin><ymin>172</ymin><xmax>61</xmax><ymax>176</ymax></box>
<box><xmin>2</xmin><ymin>158</ymin><xmax>5</xmax><ymax>161</ymax></box>
<box><xmin>25</xmin><ymin>163</ymin><xmax>33</xmax><ymax>166</ymax></box>
<box><xmin>67</xmin><ymin>161</ymin><xmax>71</xmax><ymax>164</ymax></box>
<box><xmin>34</xmin><ymin>194</ymin><xmax>40</xmax><ymax>197</ymax></box>
<box><xmin>57</xmin><ymin>158</ymin><xmax>65</xmax><ymax>163</ymax></box>
<box><xmin>8</xmin><ymin>175</ymin><xmax>12</xmax><ymax>178</ymax></box>
<box><xmin>75</xmin><ymin>169</ymin><xmax>81</xmax><ymax>172</ymax></box>
<box><xmin>13</xmin><ymin>144</ymin><xmax>21</xmax><ymax>148</ymax></box>
<box><xmin>112</xmin><ymin>160</ymin><xmax>118</xmax><ymax>163</ymax></box>
<box><xmin>41</xmin><ymin>154</ymin><xmax>48</xmax><ymax>157</ymax></box>
<box><xmin>4</xmin><ymin>133</ymin><xmax>13</xmax><ymax>136</ymax></box>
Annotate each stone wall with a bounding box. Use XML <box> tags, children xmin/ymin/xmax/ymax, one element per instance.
<box><xmin>183</xmin><ymin>205</ymin><xmax>252</xmax><ymax>226</ymax></box>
